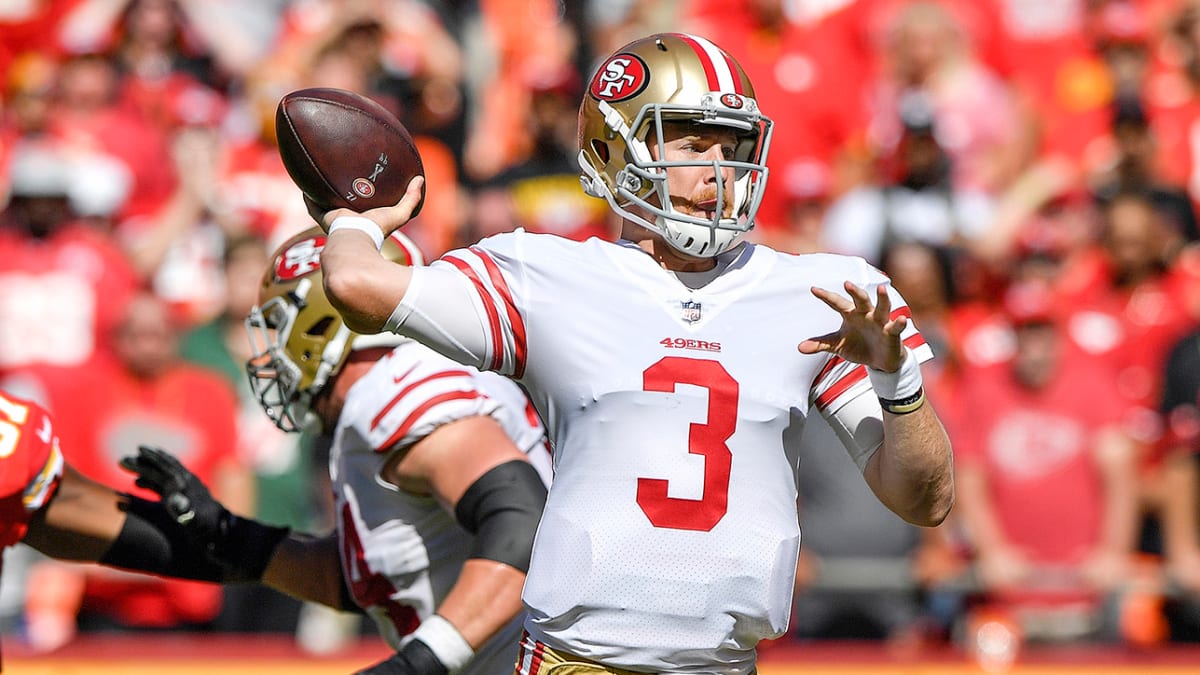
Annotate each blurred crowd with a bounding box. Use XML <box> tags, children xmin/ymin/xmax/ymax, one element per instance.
<box><xmin>3</xmin><ymin>0</ymin><xmax>1200</xmax><ymax>663</ymax></box>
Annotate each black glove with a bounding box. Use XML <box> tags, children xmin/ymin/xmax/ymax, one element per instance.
<box><xmin>354</xmin><ymin>638</ymin><xmax>449</xmax><ymax>675</ymax></box>
<box><xmin>121</xmin><ymin>445</ymin><xmax>225</xmax><ymax>533</ymax></box>
<box><xmin>119</xmin><ymin>445</ymin><xmax>288</xmax><ymax>582</ymax></box>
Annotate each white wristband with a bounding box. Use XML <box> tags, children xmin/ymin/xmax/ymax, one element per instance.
<box><xmin>411</xmin><ymin>614</ymin><xmax>474</xmax><ymax>672</ymax></box>
<box><xmin>328</xmin><ymin>215</ymin><xmax>385</xmax><ymax>251</ymax></box>
<box><xmin>867</xmin><ymin>348</ymin><xmax>923</xmax><ymax>401</ymax></box>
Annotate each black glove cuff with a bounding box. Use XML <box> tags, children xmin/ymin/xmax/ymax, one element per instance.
<box><xmin>211</xmin><ymin>513</ymin><xmax>291</xmax><ymax>582</ymax></box>
<box><xmin>102</xmin><ymin>495</ymin><xmax>289</xmax><ymax>583</ymax></box>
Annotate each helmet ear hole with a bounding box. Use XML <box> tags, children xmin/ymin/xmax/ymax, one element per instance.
<box><xmin>305</xmin><ymin>316</ymin><xmax>334</xmax><ymax>338</ymax></box>
<box><xmin>591</xmin><ymin>139</ymin><xmax>609</xmax><ymax>163</ymax></box>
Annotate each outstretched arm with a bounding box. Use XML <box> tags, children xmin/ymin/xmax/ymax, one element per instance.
<box><xmin>22</xmin><ymin>459</ymin><xmax>288</xmax><ymax>584</ymax></box>
<box><xmin>24</xmin><ymin>464</ymin><xmax>128</xmax><ymax>561</ymax></box>
<box><xmin>119</xmin><ymin>447</ymin><xmax>357</xmax><ymax>608</ymax></box>
<box><xmin>114</xmin><ymin>446</ymin><xmax>291</xmax><ymax>583</ymax></box>
<box><xmin>801</xmin><ymin>281</ymin><xmax>954</xmax><ymax>527</ymax></box>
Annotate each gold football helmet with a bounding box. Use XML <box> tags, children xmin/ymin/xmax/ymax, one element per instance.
<box><xmin>577</xmin><ymin>32</ymin><xmax>773</xmax><ymax>257</ymax></box>
<box><xmin>245</xmin><ymin>226</ymin><xmax>424</xmax><ymax>432</ymax></box>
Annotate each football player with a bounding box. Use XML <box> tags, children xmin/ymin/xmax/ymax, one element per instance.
<box><xmin>312</xmin><ymin>31</ymin><xmax>955</xmax><ymax>672</ymax></box>
<box><xmin>310</xmin><ymin>32</ymin><xmax>955</xmax><ymax>674</ymax></box>
<box><xmin>123</xmin><ymin>227</ymin><xmax>551</xmax><ymax>675</ymax></box>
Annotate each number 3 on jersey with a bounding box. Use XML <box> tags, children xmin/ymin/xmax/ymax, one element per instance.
<box><xmin>637</xmin><ymin>357</ymin><xmax>736</xmax><ymax>532</ymax></box>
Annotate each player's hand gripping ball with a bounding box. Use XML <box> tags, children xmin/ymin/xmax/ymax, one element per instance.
<box><xmin>275</xmin><ymin>87</ymin><xmax>425</xmax><ymax>216</ymax></box>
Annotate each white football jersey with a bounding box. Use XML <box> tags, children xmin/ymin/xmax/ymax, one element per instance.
<box><xmin>419</xmin><ymin>232</ymin><xmax>931</xmax><ymax>673</ymax></box>
<box><xmin>331</xmin><ymin>339</ymin><xmax>552</xmax><ymax>675</ymax></box>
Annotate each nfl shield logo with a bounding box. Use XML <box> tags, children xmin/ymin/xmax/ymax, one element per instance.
<box><xmin>681</xmin><ymin>300</ymin><xmax>702</xmax><ymax>324</ymax></box>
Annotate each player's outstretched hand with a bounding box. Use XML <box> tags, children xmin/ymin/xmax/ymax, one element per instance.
<box><xmin>307</xmin><ymin>175</ymin><xmax>425</xmax><ymax>237</ymax></box>
<box><xmin>119</xmin><ymin>445</ymin><xmax>290</xmax><ymax>583</ymax></box>
<box><xmin>798</xmin><ymin>281</ymin><xmax>906</xmax><ymax>372</ymax></box>
<box><xmin>120</xmin><ymin>445</ymin><xmax>226</xmax><ymax>536</ymax></box>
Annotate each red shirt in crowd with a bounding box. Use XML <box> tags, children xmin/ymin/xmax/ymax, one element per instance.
<box><xmin>683</xmin><ymin>0</ymin><xmax>871</xmax><ymax>229</ymax></box>
<box><xmin>0</xmin><ymin>223</ymin><xmax>139</xmax><ymax>379</ymax></box>
<box><xmin>955</xmin><ymin>350</ymin><xmax>1126</xmax><ymax>568</ymax></box>
<box><xmin>1063</xmin><ymin>259</ymin><xmax>1199</xmax><ymax>445</ymax></box>
<box><xmin>32</xmin><ymin>356</ymin><xmax>239</xmax><ymax>628</ymax></box>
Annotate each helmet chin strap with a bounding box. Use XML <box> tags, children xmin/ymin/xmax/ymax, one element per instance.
<box><xmin>578</xmin><ymin>151</ymin><xmax>607</xmax><ymax>198</ymax></box>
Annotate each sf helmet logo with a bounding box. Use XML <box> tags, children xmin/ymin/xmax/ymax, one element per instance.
<box><xmin>591</xmin><ymin>54</ymin><xmax>649</xmax><ymax>102</ymax></box>
<box><xmin>720</xmin><ymin>93</ymin><xmax>744</xmax><ymax>109</ymax></box>
<box><xmin>275</xmin><ymin>236</ymin><xmax>326</xmax><ymax>281</ymax></box>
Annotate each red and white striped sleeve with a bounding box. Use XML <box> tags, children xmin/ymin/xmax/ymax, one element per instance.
<box><xmin>809</xmin><ymin>278</ymin><xmax>933</xmax><ymax>415</ymax></box>
<box><xmin>436</xmin><ymin>243</ymin><xmax>529</xmax><ymax>379</ymax></box>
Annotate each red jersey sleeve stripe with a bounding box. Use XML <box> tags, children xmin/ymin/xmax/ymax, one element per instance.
<box><xmin>813</xmin><ymin>354</ymin><xmax>844</xmax><ymax>386</ymax></box>
<box><xmin>445</xmin><ymin>254</ymin><xmax>505</xmax><ymax>371</ymax></box>
<box><xmin>470</xmin><ymin>246</ymin><xmax>528</xmax><ymax>378</ymax></box>
<box><xmin>815</xmin><ymin>365</ymin><xmax>868</xmax><ymax>410</ymax></box>
<box><xmin>810</xmin><ymin>305</ymin><xmax>923</xmax><ymax>410</ymax></box>
<box><xmin>374</xmin><ymin>390</ymin><xmax>485</xmax><ymax>453</ymax></box>
<box><xmin>369</xmin><ymin>369</ymin><xmax>473</xmax><ymax>431</ymax></box>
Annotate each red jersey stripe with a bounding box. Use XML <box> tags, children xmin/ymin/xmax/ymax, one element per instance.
<box><xmin>369</xmin><ymin>368</ymin><xmax>472</xmax><ymax>431</ymax></box>
<box><xmin>813</xmin><ymin>354</ymin><xmax>844</xmax><ymax>386</ymax></box>
<box><xmin>374</xmin><ymin>390</ymin><xmax>484</xmax><ymax>453</ymax></box>
<box><xmin>470</xmin><ymin>247</ymin><xmax>528</xmax><ymax>378</ymax></box>
<box><xmin>445</xmin><ymin>254</ymin><xmax>505</xmax><ymax>371</ymax></box>
<box><xmin>516</xmin><ymin>630</ymin><xmax>530</xmax><ymax>674</ymax></box>
<box><xmin>815</xmin><ymin>365</ymin><xmax>868</xmax><ymax>410</ymax></box>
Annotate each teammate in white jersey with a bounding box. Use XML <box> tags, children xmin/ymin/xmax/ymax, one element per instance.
<box><xmin>310</xmin><ymin>32</ymin><xmax>954</xmax><ymax>675</ymax></box>
<box><xmin>122</xmin><ymin>227</ymin><xmax>552</xmax><ymax>675</ymax></box>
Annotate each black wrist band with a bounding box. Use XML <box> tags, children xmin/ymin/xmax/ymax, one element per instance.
<box><xmin>879</xmin><ymin>387</ymin><xmax>926</xmax><ymax>415</ymax></box>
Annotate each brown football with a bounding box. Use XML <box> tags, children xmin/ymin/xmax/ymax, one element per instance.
<box><xmin>275</xmin><ymin>87</ymin><xmax>425</xmax><ymax>215</ymax></box>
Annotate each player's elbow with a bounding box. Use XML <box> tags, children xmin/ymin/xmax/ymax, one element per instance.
<box><xmin>924</xmin><ymin>491</ymin><xmax>954</xmax><ymax>527</ymax></box>
<box><xmin>907</xmin><ymin>481</ymin><xmax>954</xmax><ymax>528</ymax></box>
<box><xmin>321</xmin><ymin>266</ymin><xmax>384</xmax><ymax>334</ymax></box>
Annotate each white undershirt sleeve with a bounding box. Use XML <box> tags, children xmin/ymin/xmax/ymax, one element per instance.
<box><xmin>384</xmin><ymin>265</ymin><xmax>491</xmax><ymax>369</ymax></box>
<box><xmin>819</xmin><ymin>388</ymin><xmax>885</xmax><ymax>473</ymax></box>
